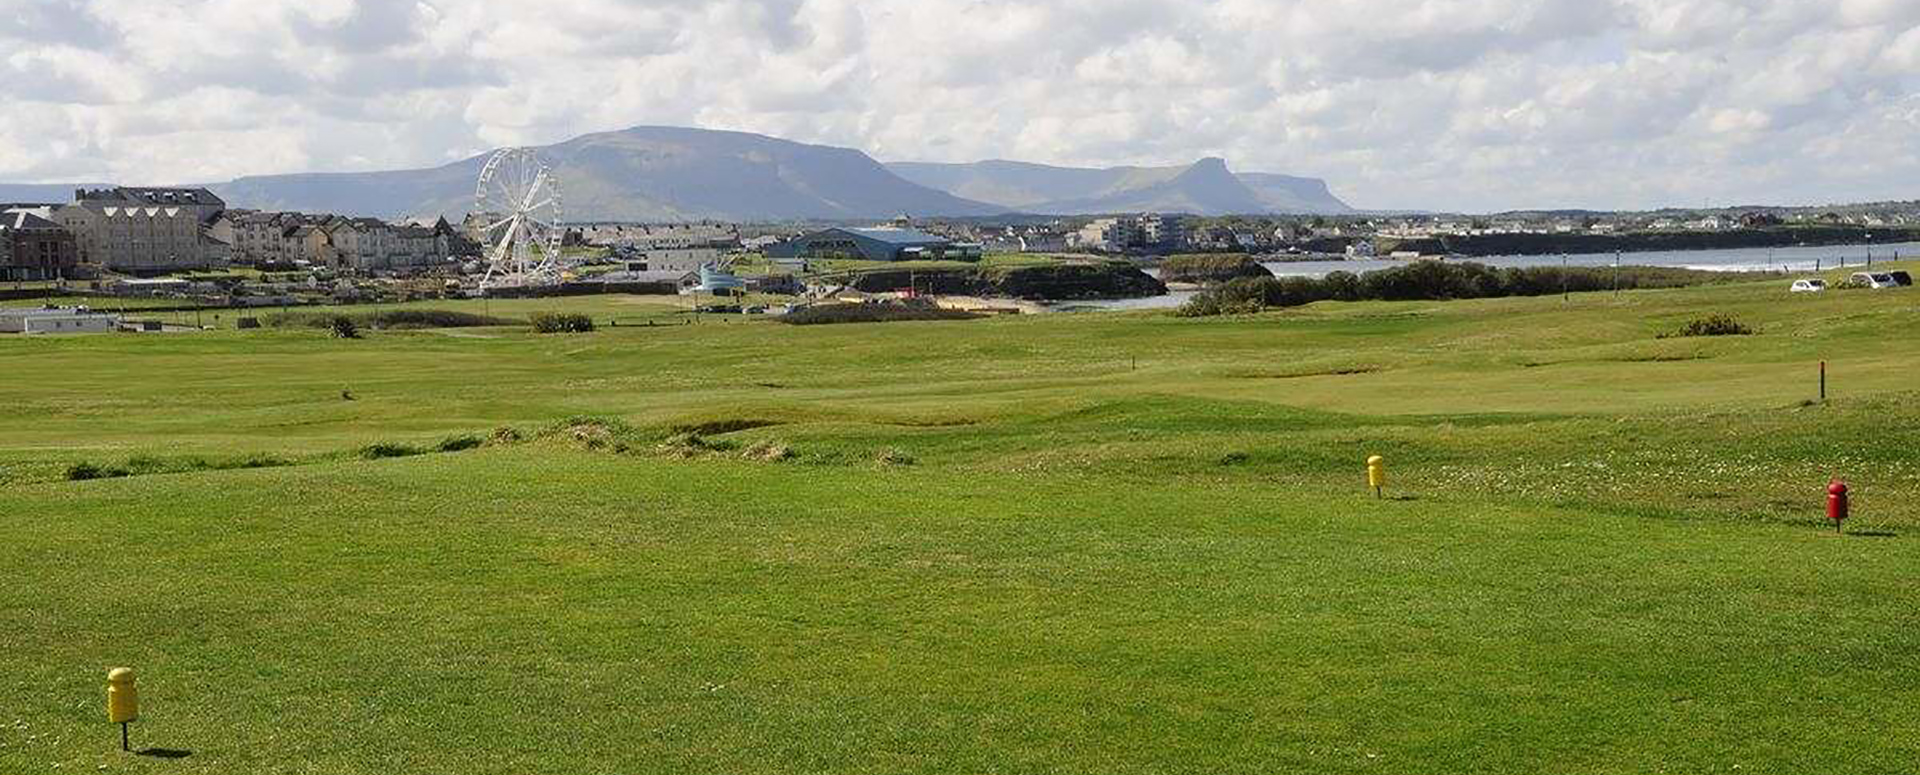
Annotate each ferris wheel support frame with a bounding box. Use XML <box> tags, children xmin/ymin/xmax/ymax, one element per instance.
<box><xmin>475</xmin><ymin>147</ymin><xmax>564</xmax><ymax>290</ymax></box>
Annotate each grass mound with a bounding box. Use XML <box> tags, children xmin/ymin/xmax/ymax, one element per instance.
<box><xmin>540</xmin><ymin>417</ymin><xmax>640</xmax><ymax>452</ymax></box>
<box><xmin>656</xmin><ymin>432</ymin><xmax>734</xmax><ymax>458</ymax></box>
<box><xmin>740</xmin><ymin>440</ymin><xmax>795</xmax><ymax>462</ymax></box>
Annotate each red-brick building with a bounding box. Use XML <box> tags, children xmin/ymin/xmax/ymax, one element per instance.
<box><xmin>1</xmin><ymin>208</ymin><xmax>80</xmax><ymax>281</ymax></box>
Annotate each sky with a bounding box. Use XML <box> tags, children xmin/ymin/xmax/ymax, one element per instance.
<box><xmin>2</xmin><ymin>0</ymin><xmax>1916</xmax><ymax>212</ymax></box>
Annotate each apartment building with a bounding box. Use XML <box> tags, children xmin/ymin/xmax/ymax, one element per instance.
<box><xmin>54</xmin><ymin>187</ymin><xmax>230</xmax><ymax>272</ymax></box>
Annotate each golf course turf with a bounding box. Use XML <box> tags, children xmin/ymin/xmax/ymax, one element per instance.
<box><xmin>4</xmin><ymin>265</ymin><xmax>1917</xmax><ymax>773</ymax></box>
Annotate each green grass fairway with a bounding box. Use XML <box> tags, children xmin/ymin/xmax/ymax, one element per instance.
<box><xmin>4</xmin><ymin>265</ymin><xmax>1918</xmax><ymax>773</ymax></box>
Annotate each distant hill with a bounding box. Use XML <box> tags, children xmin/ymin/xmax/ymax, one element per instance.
<box><xmin>212</xmin><ymin>127</ymin><xmax>1007</xmax><ymax>221</ymax></box>
<box><xmin>887</xmin><ymin>158</ymin><xmax>1354</xmax><ymax>215</ymax></box>
<box><xmin>3</xmin><ymin>126</ymin><xmax>1355</xmax><ymax>220</ymax></box>
<box><xmin>1236</xmin><ymin>173</ymin><xmax>1356</xmax><ymax>215</ymax></box>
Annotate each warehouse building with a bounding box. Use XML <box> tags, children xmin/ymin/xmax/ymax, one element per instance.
<box><xmin>0</xmin><ymin>306</ymin><xmax>122</xmax><ymax>334</ymax></box>
<box><xmin>765</xmin><ymin>228</ymin><xmax>982</xmax><ymax>262</ymax></box>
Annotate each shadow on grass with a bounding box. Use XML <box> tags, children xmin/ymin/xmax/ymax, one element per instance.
<box><xmin>137</xmin><ymin>748</ymin><xmax>192</xmax><ymax>759</ymax></box>
<box><xmin>1847</xmin><ymin>531</ymin><xmax>1899</xmax><ymax>539</ymax></box>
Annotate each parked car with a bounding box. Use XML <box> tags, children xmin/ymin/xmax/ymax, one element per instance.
<box><xmin>1848</xmin><ymin>272</ymin><xmax>1901</xmax><ymax>289</ymax></box>
<box><xmin>1790</xmin><ymin>279</ymin><xmax>1827</xmax><ymax>293</ymax></box>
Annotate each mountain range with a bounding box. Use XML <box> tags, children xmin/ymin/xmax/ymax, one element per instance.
<box><xmin>885</xmin><ymin>158</ymin><xmax>1352</xmax><ymax>215</ymax></box>
<box><xmin>0</xmin><ymin>125</ymin><xmax>1353</xmax><ymax>221</ymax></box>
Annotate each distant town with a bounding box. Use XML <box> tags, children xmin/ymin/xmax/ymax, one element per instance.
<box><xmin>4</xmin><ymin>182</ymin><xmax>1919</xmax><ymax>329</ymax></box>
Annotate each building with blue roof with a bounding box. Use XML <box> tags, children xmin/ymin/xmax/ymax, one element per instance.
<box><xmin>764</xmin><ymin>227</ymin><xmax>982</xmax><ymax>262</ymax></box>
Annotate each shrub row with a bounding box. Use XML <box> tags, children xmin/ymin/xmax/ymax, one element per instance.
<box><xmin>66</xmin><ymin>454</ymin><xmax>292</xmax><ymax>481</ymax></box>
<box><xmin>266</xmin><ymin>309</ymin><xmax>519</xmax><ymax>331</ymax></box>
<box><xmin>779</xmin><ymin>304</ymin><xmax>983</xmax><ymax>326</ymax></box>
<box><xmin>530</xmin><ymin>312</ymin><xmax>596</xmax><ymax>333</ymax></box>
<box><xmin>1178</xmin><ymin>261</ymin><xmax>1752</xmax><ymax>316</ymax></box>
<box><xmin>66</xmin><ymin>433</ymin><xmax>496</xmax><ymax>482</ymax></box>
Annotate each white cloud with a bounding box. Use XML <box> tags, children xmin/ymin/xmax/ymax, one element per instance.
<box><xmin>0</xmin><ymin>0</ymin><xmax>1914</xmax><ymax>211</ymax></box>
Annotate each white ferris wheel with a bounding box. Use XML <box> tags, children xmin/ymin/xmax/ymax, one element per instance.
<box><xmin>475</xmin><ymin>147</ymin><xmax>564</xmax><ymax>289</ymax></box>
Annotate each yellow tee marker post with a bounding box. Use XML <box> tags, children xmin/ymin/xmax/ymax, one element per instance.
<box><xmin>107</xmin><ymin>668</ymin><xmax>138</xmax><ymax>751</ymax></box>
<box><xmin>1367</xmin><ymin>455</ymin><xmax>1385</xmax><ymax>499</ymax></box>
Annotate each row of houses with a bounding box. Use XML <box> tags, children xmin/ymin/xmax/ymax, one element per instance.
<box><xmin>2</xmin><ymin>187</ymin><xmax>475</xmax><ymax>278</ymax></box>
<box><xmin>223</xmin><ymin>211</ymin><xmax>467</xmax><ymax>270</ymax></box>
<box><xmin>2</xmin><ymin>190</ymin><xmax>222</xmax><ymax>279</ymax></box>
<box><xmin>765</xmin><ymin>227</ymin><xmax>983</xmax><ymax>262</ymax></box>
<box><xmin>569</xmin><ymin>221</ymin><xmax>739</xmax><ymax>249</ymax></box>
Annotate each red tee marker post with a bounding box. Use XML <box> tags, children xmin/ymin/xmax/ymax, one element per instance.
<box><xmin>1827</xmin><ymin>480</ymin><xmax>1849</xmax><ymax>534</ymax></box>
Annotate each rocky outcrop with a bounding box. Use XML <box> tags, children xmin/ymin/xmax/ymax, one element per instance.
<box><xmin>1158</xmin><ymin>255</ymin><xmax>1276</xmax><ymax>285</ymax></box>
<box><xmin>844</xmin><ymin>263</ymin><xmax>1167</xmax><ymax>300</ymax></box>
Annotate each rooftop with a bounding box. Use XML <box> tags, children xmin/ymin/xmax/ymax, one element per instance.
<box><xmin>76</xmin><ymin>187</ymin><xmax>224</xmax><ymax>207</ymax></box>
<box><xmin>844</xmin><ymin>227</ymin><xmax>951</xmax><ymax>245</ymax></box>
<box><xmin>0</xmin><ymin>208</ymin><xmax>61</xmax><ymax>230</ymax></box>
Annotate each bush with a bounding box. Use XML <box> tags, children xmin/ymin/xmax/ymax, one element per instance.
<box><xmin>266</xmin><ymin>309</ymin><xmax>518</xmax><ymax>330</ymax></box>
<box><xmin>543</xmin><ymin>417</ymin><xmax>638</xmax><ymax>452</ymax></box>
<box><xmin>530</xmin><ymin>312</ymin><xmax>596</xmax><ymax>334</ymax></box>
<box><xmin>329</xmin><ymin>316</ymin><xmax>360</xmax><ymax>339</ymax></box>
<box><xmin>369</xmin><ymin>310</ymin><xmax>516</xmax><ymax>329</ymax></box>
<box><xmin>779</xmin><ymin>303</ymin><xmax>982</xmax><ymax>326</ymax></box>
<box><xmin>1175</xmin><ymin>294</ymin><xmax>1264</xmax><ymax>317</ymax></box>
<box><xmin>1663</xmin><ymin>314</ymin><xmax>1754</xmax><ymax>338</ymax></box>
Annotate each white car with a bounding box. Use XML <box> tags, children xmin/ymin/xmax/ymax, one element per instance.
<box><xmin>1849</xmin><ymin>272</ymin><xmax>1901</xmax><ymax>289</ymax></box>
<box><xmin>1790</xmin><ymin>279</ymin><xmax>1827</xmax><ymax>293</ymax></box>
